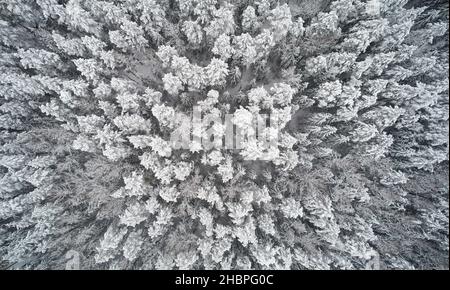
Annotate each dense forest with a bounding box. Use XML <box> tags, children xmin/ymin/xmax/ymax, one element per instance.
<box><xmin>0</xmin><ymin>0</ymin><xmax>448</xmax><ymax>269</ymax></box>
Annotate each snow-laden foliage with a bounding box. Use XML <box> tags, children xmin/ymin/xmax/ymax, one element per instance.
<box><xmin>0</xmin><ymin>0</ymin><xmax>448</xmax><ymax>269</ymax></box>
